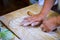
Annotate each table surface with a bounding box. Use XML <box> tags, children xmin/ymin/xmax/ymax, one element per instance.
<box><xmin>0</xmin><ymin>4</ymin><xmax>60</xmax><ymax>40</ymax></box>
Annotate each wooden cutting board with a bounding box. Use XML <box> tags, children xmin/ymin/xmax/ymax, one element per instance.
<box><xmin>0</xmin><ymin>4</ymin><xmax>60</xmax><ymax>40</ymax></box>
<box><xmin>0</xmin><ymin>21</ymin><xmax>20</xmax><ymax>40</ymax></box>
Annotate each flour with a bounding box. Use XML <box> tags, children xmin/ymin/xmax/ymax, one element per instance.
<box><xmin>9</xmin><ymin>16</ymin><xmax>28</xmax><ymax>28</ymax></box>
<box><xmin>9</xmin><ymin>16</ymin><xmax>60</xmax><ymax>40</ymax></box>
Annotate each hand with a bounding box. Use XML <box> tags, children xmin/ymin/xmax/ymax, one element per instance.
<box><xmin>40</xmin><ymin>17</ymin><xmax>58</xmax><ymax>32</ymax></box>
<box><xmin>21</xmin><ymin>14</ymin><xmax>44</xmax><ymax>27</ymax></box>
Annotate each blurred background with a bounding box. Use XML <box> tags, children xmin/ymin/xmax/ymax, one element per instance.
<box><xmin>0</xmin><ymin>0</ymin><xmax>58</xmax><ymax>16</ymax></box>
<box><xmin>0</xmin><ymin>0</ymin><xmax>39</xmax><ymax>16</ymax></box>
<box><xmin>0</xmin><ymin>0</ymin><xmax>29</xmax><ymax>16</ymax></box>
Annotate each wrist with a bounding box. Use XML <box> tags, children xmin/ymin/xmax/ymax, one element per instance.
<box><xmin>38</xmin><ymin>12</ymin><xmax>48</xmax><ymax>18</ymax></box>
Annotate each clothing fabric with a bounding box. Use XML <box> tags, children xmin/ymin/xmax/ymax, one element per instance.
<box><xmin>38</xmin><ymin>0</ymin><xmax>58</xmax><ymax>5</ymax></box>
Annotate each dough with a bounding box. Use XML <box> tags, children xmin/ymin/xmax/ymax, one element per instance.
<box><xmin>9</xmin><ymin>16</ymin><xmax>60</xmax><ymax>40</ymax></box>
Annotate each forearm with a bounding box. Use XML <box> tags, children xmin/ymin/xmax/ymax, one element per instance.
<box><xmin>39</xmin><ymin>0</ymin><xmax>55</xmax><ymax>16</ymax></box>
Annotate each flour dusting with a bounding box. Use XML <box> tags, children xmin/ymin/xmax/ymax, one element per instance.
<box><xmin>9</xmin><ymin>16</ymin><xmax>28</xmax><ymax>28</ymax></box>
<box><xmin>9</xmin><ymin>16</ymin><xmax>60</xmax><ymax>40</ymax></box>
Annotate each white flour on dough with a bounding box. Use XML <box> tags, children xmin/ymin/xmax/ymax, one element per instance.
<box><xmin>9</xmin><ymin>16</ymin><xmax>60</xmax><ymax>40</ymax></box>
<box><xmin>9</xmin><ymin>16</ymin><xmax>28</xmax><ymax>28</ymax></box>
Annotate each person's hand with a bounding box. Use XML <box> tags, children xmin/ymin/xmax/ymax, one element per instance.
<box><xmin>40</xmin><ymin>17</ymin><xmax>58</xmax><ymax>32</ymax></box>
<box><xmin>21</xmin><ymin>14</ymin><xmax>44</xmax><ymax>27</ymax></box>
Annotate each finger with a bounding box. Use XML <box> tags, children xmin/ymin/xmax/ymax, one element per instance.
<box><xmin>31</xmin><ymin>19</ymin><xmax>43</xmax><ymax>27</ymax></box>
<box><xmin>31</xmin><ymin>22</ymin><xmax>40</xmax><ymax>27</ymax></box>
<box><xmin>40</xmin><ymin>24</ymin><xmax>47</xmax><ymax>32</ymax></box>
<box><xmin>21</xmin><ymin>22</ymin><xmax>32</xmax><ymax>26</ymax></box>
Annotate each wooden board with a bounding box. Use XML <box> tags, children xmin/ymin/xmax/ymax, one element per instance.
<box><xmin>0</xmin><ymin>4</ymin><xmax>60</xmax><ymax>40</ymax></box>
<box><xmin>0</xmin><ymin>21</ymin><xmax>20</xmax><ymax>40</ymax></box>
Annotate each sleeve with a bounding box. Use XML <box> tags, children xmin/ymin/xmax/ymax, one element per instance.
<box><xmin>54</xmin><ymin>0</ymin><xmax>58</xmax><ymax>5</ymax></box>
<box><xmin>38</xmin><ymin>0</ymin><xmax>44</xmax><ymax>5</ymax></box>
